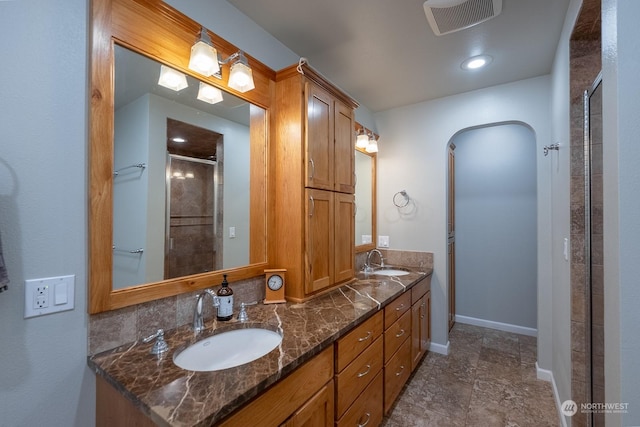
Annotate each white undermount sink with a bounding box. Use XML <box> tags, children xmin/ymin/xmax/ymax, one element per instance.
<box><xmin>173</xmin><ymin>328</ymin><xmax>282</xmax><ymax>372</ymax></box>
<box><xmin>372</xmin><ymin>268</ymin><xmax>410</xmax><ymax>276</ymax></box>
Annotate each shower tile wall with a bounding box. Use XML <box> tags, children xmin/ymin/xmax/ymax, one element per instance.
<box><xmin>569</xmin><ymin>1</ymin><xmax>601</xmax><ymax>425</ymax></box>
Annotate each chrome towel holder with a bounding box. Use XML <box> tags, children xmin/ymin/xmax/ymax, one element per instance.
<box><xmin>393</xmin><ymin>190</ymin><xmax>411</xmax><ymax>208</ymax></box>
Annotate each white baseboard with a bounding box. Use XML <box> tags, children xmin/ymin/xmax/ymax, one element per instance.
<box><xmin>429</xmin><ymin>341</ymin><xmax>450</xmax><ymax>355</ymax></box>
<box><xmin>455</xmin><ymin>315</ymin><xmax>537</xmax><ymax>337</ymax></box>
<box><xmin>536</xmin><ymin>362</ymin><xmax>567</xmax><ymax>427</ymax></box>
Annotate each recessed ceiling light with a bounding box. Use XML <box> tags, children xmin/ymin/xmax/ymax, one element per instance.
<box><xmin>461</xmin><ymin>55</ymin><xmax>493</xmax><ymax>70</ymax></box>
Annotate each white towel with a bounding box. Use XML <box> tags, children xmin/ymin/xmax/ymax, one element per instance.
<box><xmin>0</xmin><ymin>233</ymin><xmax>8</xmax><ymax>292</ymax></box>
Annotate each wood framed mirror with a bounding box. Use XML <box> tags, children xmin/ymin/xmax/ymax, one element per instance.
<box><xmin>89</xmin><ymin>0</ymin><xmax>275</xmax><ymax>313</ymax></box>
<box><xmin>354</xmin><ymin>123</ymin><xmax>377</xmax><ymax>254</ymax></box>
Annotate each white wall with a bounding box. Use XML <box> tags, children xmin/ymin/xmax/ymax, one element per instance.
<box><xmin>548</xmin><ymin>0</ymin><xmax>581</xmax><ymax>418</ymax></box>
<box><xmin>0</xmin><ymin>0</ymin><xmax>95</xmax><ymax>426</ymax></box>
<box><xmin>602</xmin><ymin>0</ymin><xmax>640</xmax><ymax>424</ymax></box>
<box><xmin>454</xmin><ymin>123</ymin><xmax>537</xmax><ymax>329</ymax></box>
<box><xmin>114</xmin><ymin>95</ymin><xmax>150</xmax><ymax>289</ymax></box>
<box><xmin>375</xmin><ymin>76</ymin><xmax>553</xmax><ymax>368</ymax></box>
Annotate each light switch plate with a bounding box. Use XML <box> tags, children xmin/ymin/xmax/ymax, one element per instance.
<box><xmin>378</xmin><ymin>235</ymin><xmax>390</xmax><ymax>248</ymax></box>
<box><xmin>24</xmin><ymin>275</ymin><xmax>75</xmax><ymax>318</ymax></box>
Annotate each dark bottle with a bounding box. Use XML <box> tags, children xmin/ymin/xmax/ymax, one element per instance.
<box><xmin>216</xmin><ymin>274</ymin><xmax>234</xmax><ymax>321</ymax></box>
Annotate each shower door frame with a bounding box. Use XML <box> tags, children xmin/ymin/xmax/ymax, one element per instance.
<box><xmin>583</xmin><ymin>70</ymin><xmax>603</xmax><ymax>427</ymax></box>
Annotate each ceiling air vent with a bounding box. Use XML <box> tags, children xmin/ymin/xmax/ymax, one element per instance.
<box><xmin>423</xmin><ymin>0</ymin><xmax>502</xmax><ymax>36</ymax></box>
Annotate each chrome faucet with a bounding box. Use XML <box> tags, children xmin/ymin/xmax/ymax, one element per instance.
<box><xmin>365</xmin><ymin>249</ymin><xmax>385</xmax><ymax>272</ymax></box>
<box><xmin>193</xmin><ymin>289</ymin><xmax>220</xmax><ymax>333</ymax></box>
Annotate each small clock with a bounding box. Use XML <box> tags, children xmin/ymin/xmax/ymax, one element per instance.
<box><xmin>264</xmin><ymin>269</ymin><xmax>287</xmax><ymax>304</ymax></box>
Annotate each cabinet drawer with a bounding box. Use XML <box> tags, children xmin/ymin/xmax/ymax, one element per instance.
<box><xmin>219</xmin><ymin>347</ymin><xmax>333</xmax><ymax>426</ymax></box>
<box><xmin>384</xmin><ymin>309</ymin><xmax>411</xmax><ymax>363</ymax></box>
<box><xmin>411</xmin><ymin>275</ymin><xmax>431</xmax><ymax>305</ymax></box>
<box><xmin>335</xmin><ymin>311</ymin><xmax>383</xmax><ymax>372</ymax></box>
<box><xmin>336</xmin><ymin>371</ymin><xmax>383</xmax><ymax>427</ymax></box>
<box><xmin>384</xmin><ymin>292</ymin><xmax>411</xmax><ymax>329</ymax></box>
<box><xmin>384</xmin><ymin>337</ymin><xmax>411</xmax><ymax>415</ymax></box>
<box><xmin>335</xmin><ymin>336</ymin><xmax>383</xmax><ymax>418</ymax></box>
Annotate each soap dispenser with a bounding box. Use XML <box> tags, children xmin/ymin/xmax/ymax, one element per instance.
<box><xmin>216</xmin><ymin>274</ymin><xmax>234</xmax><ymax>321</ymax></box>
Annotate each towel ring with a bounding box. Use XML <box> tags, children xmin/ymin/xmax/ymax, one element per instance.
<box><xmin>393</xmin><ymin>190</ymin><xmax>410</xmax><ymax>208</ymax></box>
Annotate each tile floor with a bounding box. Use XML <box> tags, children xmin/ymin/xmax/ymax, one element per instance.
<box><xmin>383</xmin><ymin>323</ymin><xmax>559</xmax><ymax>427</ymax></box>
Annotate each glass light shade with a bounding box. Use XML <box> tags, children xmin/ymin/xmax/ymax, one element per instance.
<box><xmin>365</xmin><ymin>137</ymin><xmax>378</xmax><ymax>153</ymax></box>
<box><xmin>188</xmin><ymin>41</ymin><xmax>220</xmax><ymax>77</ymax></box>
<box><xmin>356</xmin><ymin>133</ymin><xmax>369</xmax><ymax>149</ymax></box>
<box><xmin>228</xmin><ymin>61</ymin><xmax>255</xmax><ymax>93</ymax></box>
<box><xmin>197</xmin><ymin>82</ymin><xmax>224</xmax><ymax>104</ymax></box>
<box><xmin>158</xmin><ymin>65</ymin><xmax>188</xmax><ymax>91</ymax></box>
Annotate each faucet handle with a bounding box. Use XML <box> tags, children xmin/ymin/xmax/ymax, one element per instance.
<box><xmin>237</xmin><ymin>301</ymin><xmax>257</xmax><ymax>322</ymax></box>
<box><xmin>142</xmin><ymin>329</ymin><xmax>169</xmax><ymax>355</ymax></box>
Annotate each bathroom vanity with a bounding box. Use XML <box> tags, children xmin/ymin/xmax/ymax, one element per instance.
<box><xmin>89</xmin><ymin>269</ymin><xmax>432</xmax><ymax>426</ymax></box>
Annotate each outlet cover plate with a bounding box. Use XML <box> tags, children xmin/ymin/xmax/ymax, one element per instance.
<box><xmin>24</xmin><ymin>275</ymin><xmax>75</xmax><ymax>318</ymax></box>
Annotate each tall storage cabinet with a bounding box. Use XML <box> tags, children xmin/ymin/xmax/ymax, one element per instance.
<box><xmin>274</xmin><ymin>64</ymin><xmax>358</xmax><ymax>302</ymax></box>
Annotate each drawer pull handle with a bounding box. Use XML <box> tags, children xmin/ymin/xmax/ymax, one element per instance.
<box><xmin>358</xmin><ymin>331</ymin><xmax>372</xmax><ymax>342</ymax></box>
<box><xmin>395</xmin><ymin>304</ymin><xmax>405</xmax><ymax>311</ymax></box>
<box><xmin>395</xmin><ymin>365</ymin><xmax>405</xmax><ymax>376</ymax></box>
<box><xmin>357</xmin><ymin>364</ymin><xmax>371</xmax><ymax>378</ymax></box>
<box><xmin>357</xmin><ymin>412</ymin><xmax>371</xmax><ymax>427</ymax></box>
<box><xmin>395</xmin><ymin>329</ymin><xmax>405</xmax><ymax>338</ymax></box>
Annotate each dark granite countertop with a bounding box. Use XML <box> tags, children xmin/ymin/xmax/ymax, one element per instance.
<box><xmin>88</xmin><ymin>267</ymin><xmax>433</xmax><ymax>427</ymax></box>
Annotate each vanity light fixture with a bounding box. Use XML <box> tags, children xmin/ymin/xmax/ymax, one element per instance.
<box><xmin>158</xmin><ymin>65</ymin><xmax>188</xmax><ymax>91</ymax></box>
<box><xmin>356</xmin><ymin>127</ymin><xmax>369</xmax><ymax>149</ymax></box>
<box><xmin>366</xmin><ymin>133</ymin><xmax>379</xmax><ymax>153</ymax></box>
<box><xmin>461</xmin><ymin>54</ymin><xmax>492</xmax><ymax>70</ymax></box>
<box><xmin>224</xmin><ymin>51</ymin><xmax>255</xmax><ymax>93</ymax></box>
<box><xmin>188</xmin><ymin>27</ymin><xmax>220</xmax><ymax>77</ymax></box>
<box><xmin>197</xmin><ymin>82</ymin><xmax>224</xmax><ymax>104</ymax></box>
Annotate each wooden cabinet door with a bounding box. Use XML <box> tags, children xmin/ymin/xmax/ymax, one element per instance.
<box><xmin>411</xmin><ymin>300</ymin><xmax>421</xmax><ymax>371</ymax></box>
<box><xmin>305</xmin><ymin>83</ymin><xmax>333</xmax><ymax>191</ymax></box>
<box><xmin>281</xmin><ymin>380</ymin><xmax>334</xmax><ymax>427</ymax></box>
<box><xmin>333</xmin><ymin>101</ymin><xmax>355</xmax><ymax>194</ymax></box>
<box><xmin>411</xmin><ymin>292</ymin><xmax>431</xmax><ymax>371</ymax></box>
<box><xmin>334</xmin><ymin>192</ymin><xmax>355</xmax><ymax>284</ymax></box>
<box><xmin>305</xmin><ymin>189</ymin><xmax>334</xmax><ymax>294</ymax></box>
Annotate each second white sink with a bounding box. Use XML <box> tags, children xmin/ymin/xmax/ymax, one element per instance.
<box><xmin>173</xmin><ymin>328</ymin><xmax>282</xmax><ymax>372</ymax></box>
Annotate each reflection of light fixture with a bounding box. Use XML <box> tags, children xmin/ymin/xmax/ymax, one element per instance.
<box><xmin>197</xmin><ymin>82</ymin><xmax>224</xmax><ymax>104</ymax></box>
<box><xmin>188</xmin><ymin>27</ymin><xmax>220</xmax><ymax>77</ymax></box>
<box><xmin>356</xmin><ymin>127</ymin><xmax>369</xmax><ymax>149</ymax></box>
<box><xmin>366</xmin><ymin>133</ymin><xmax>378</xmax><ymax>153</ymax></box>
<box><xmin>221</xmin><ymin>51</ymin><xmax>255</xmax><ymax>93</ymax></box>
<box><xmin>171</xmin><ymin>137</ymin><xmax>186</xmax><ymax>143</ymax></box>
<box><xmin>185</xmin><ymin>172</ymin><xmax>195</xmax><ymax>179</ymax></box>
<box><xmin>461</xmin><ymin>54</ymin><xmax>493</xmax><ymax>70</ymax></box>
<box><xmin>158</xmin><ymin>65</ymin><xmax>188</xmax><ymax>91</ymax></box>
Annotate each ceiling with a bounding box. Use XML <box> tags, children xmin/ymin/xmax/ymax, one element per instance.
<box><xmin>227</xmin><ymin>0</ymin><xmax>570</xmax><ymax>112</ymax></box>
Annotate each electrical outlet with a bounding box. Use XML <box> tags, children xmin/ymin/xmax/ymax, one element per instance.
<box><xmin>24</xmin><ymin>275</ymin><xmax>75</xmax><ymax>318</ymax></box>
<box><xmin>34</xmin><ymin>285</ymin><xmax>49</xmax><ymax>309</ymax></box>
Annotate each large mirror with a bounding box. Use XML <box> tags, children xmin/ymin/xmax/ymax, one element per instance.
<box><xmin>354</xmin><ymin>138</ymin><xmax>377</xmax><ymax>253</ymax></box>
<box><xmin>89</xmin><ymin>0</ymin><xmax>273</xmax><ymax>313</ymax></box>
<box><xmin>112</xmin><ymin>45</ymin><xmax>261</xmax><ymax>289</ymax></box>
